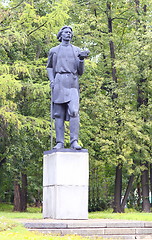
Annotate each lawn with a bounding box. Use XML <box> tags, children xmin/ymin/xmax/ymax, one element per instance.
<box><xmin>0</xmin><ymin>205</ymin><xmax>96</xmax><ymax>240</ymax></box>
<box><xmin>0</xmin><ymin>224</ymin><xmax>97</xmax><ymax>240</ymax></box>
<box><xmin>89</xmin><ymin>210</ymin><xmax>152</xmax><ymax>221</ymax></box>
<box><xmin>1</xmin><ymin>204</ymin><xmax>152</xmax><ymax>221</ymax></box>
<box><xmin>1</xmin><ymin>203</ymin><xmax>152</xmax><ymax>240</ymax></box>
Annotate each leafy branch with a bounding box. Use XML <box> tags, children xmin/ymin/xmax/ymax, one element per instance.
<box><xmin>27</xmin><ymin>21</ymin><xmax>48</xmax><ymax>36</ymax></box>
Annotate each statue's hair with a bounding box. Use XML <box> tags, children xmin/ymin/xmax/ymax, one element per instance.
<box><xmin>57</xmin><ymin>26</ymin><xmax>73</xmax><ymax>42</ymax></box>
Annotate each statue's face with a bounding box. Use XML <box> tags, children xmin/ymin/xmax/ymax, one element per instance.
<box><xmin>61</xmin><ymin>27</ymin><xmax>72</xmax><ymax>41</ymax></box>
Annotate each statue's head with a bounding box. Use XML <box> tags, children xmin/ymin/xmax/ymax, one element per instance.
<box><xmin>57</xmin><ymin>26</ymin><xmax>73</xmax><ymax>42</ymax></box>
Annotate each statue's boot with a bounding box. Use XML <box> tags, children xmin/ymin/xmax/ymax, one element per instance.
<box><xmin>71</xmin><ymin>140</ymin><xmax>82</xmax><ymax>150</ymax></box>
<box><xmin>53</xmin><ymin>142</ymin><xmax>64</xmax><ymax>149</ymax></box>
<box><xmin>53</xmin><ymin>118</ymin><xmax>64</xmax><ymax>149</ymax></box>
<box><xmin>70</xmin><ymin>116</ymin><xmax>82</xmax><ymax>150</ymax></box>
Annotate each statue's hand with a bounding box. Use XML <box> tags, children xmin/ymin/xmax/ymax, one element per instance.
<box><xmin>78</xmin><ymin>50</ymin><xmax>90</xmax><ymax>60</ymax></box>
<box><xmin>50</xmin><ymin>81</ymin><xmax>54</xmax><ymax>89</ymax></box>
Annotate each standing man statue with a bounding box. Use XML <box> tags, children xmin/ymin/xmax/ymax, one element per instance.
<box><xmin>47</xmin><ymin>26</ymin><xmax>89</xmax><ymax>150</ymax></box>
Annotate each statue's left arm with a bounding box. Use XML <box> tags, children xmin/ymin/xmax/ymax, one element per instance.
<box><xmin>76</xmin><ymin>47</ymin><xmax>89</xmax><ymax>76</ymax></box>
<box><xmin>77</xmin><ymin>59</ymin><xmax>84</xmax><ymax>76</ymax></box>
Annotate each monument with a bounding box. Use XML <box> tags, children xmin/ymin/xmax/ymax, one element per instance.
<box><xmin>43</xmin><ymin>26</ymin><xmax>89</xmax><ymax>219</ymax></box>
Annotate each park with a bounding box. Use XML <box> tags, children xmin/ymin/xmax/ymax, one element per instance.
<box><xmin>0</xmin><ymin>0</ymin><xmax>152</xmax><ymax>239</ymax></box>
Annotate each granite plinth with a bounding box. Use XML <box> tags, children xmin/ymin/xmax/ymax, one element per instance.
<box><xmin>43</xmin><ymin>149</ymin><xmax>89</xmax><ymax>219</ymax></box>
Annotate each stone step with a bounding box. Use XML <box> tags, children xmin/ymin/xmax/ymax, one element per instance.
<box><xmin>27</xmin><ymin>227</ymin><xmax>152</xmax><ymax>236</ymax></box>
<box><xmin>22</xmin><ymin>219</ymin><xmax>152</xmax><ymax>239</ymax></box>
<box><xmin>27</xmin><ymin>229</ymin><xmax>152</xmax><ymax>240</ymax></box>
<box><xmin>24</xmin><ymin>220</ymin><xmax>152</xmax><ymax>229</ymax></box>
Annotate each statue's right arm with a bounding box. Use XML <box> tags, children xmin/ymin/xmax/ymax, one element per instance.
<box><xmin>47</xmin><ymin>68</ymin><xmax>54</xmax><ymax>88</ymax></box>
<box><xmin>47</xmin><ymin>49</ymin><xmax>54</xmax><ymax>88</ymax></box>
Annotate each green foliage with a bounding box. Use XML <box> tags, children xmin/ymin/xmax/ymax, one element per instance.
<box><xmin>70</xmin><ymin>0</ymin><xmax>152</xmax><ymax>211</ymax></box>
<box><xmin>0</xmin><ymin>0</ymin><xmax>152</xmax><ymax>212</ymax></box>
<box><xmin>0</xmin><ymin>0</ymin><xmax>74</xmax><ymax>207</ymax></box>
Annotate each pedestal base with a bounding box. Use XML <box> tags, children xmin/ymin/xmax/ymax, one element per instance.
<box><xmin>43</xmin><ymin>149</ymin><xmax>89</xmax><ymax>219</ymax></box>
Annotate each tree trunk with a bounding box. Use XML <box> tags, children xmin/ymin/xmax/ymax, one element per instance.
<box><xmin>121</xmin><ymin>174</ymin><xmax>134</xmax><ymax>212</ymax></box>
<box><xmin>135</xmin><ymin>1</ymin><xmax>149</xmax><ymax>212</ymax></box>
<box><xmin>107</xmin><ymin>3</ymin><xmax>121</xmax><ymax>213</ymax></box>
<box><xmin>141</xmin><ymin>162</ymin><xmax>150</xmax><ymax>212</ymax></box>
<box><xmin>113</xmin><ymin>163</ymin><xmax>122</xmax><ymax>213</ymax></box>
<box><xmin>137</xmin><ymin>181</ymin><xmax>141</xmax><ymax>209</ymax></box>
<box><xmin>13</xmin><ymin>181</ymin><xmax>22</xmax><ymax>211</ymax></box>
<box><xmin>21</xmin><ymin>173</ymin><xmax>27</xmax><ymax>212</ymax></box>
<box><xmin>150</xmin><ymin>164</ymin><xmax>152</xmax><ymax>207</ymax></box>
<box><xmin>13</xmin><ymin>173</ymin><xmax>27</xmax><ymax>212</ymax></box>
<box><xmin>107</xmin><ymin>1</ymin><xmax>117</xmax><ymax>84</ymax></box>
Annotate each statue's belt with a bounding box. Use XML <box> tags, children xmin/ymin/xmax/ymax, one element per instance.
<box><xmin>55</xmin><ymin>72</ymin><xmax>77</xmax><ymax>75</ymax></box>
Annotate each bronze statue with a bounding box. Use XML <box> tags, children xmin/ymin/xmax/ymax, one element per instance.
<box><xmin>47</xmin><ymin>26</ymin><xmax>89</xmax><ymax>150</ymax></box>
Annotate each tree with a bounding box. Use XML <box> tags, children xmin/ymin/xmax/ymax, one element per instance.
<box><xmin>0</xmin><ymin>74</ymin><xmax>51</xmax><ymax>210</ymax></box>
<box><xmin>0</xmin><ymin>0</ymin><xmax>151</xmax><ymax>212</ymax></box>
<box><xmin>69</xmin><ymin>0</ymin><xmax>152</xmax><ymax>212</ymax></box>
<box><xmin>0</xmin><ymin>0</ymin><xmax>72</xmax><ymax>210</ymax></box>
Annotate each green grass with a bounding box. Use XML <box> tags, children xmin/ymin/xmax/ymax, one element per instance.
<box><xmin>0</xmin><ymin>224</ymin><xmax>103</xmax><ymax>240</ymax></box>
<box><xmin>1</xmin><ymin>203</ymin><xmax>152</xmax><ymax>221</ymax></box>
<box><xmin>0</xmin><ymin>231</ymin><xmax>102</xmax><ymax>240</ymax></box>
<box><xmin>0</xmin><ymin>203</ymin><xmax>42</xmax><ymax>219</ymax></box>
<box><xmin>0</xmin><ymin>224</ymin><xmax>97</xmax><ymax>240</ymax></box>
<box><xmin>0</xmin><ymin>216</ymin><xmax>18</xmax><ymax>231</ymax></box>
<box><xmin>0</xmin><ymin>203</ymin><xmax>14</xmax><ymax>212</ymax></box>
<box><xmin>0</xmin><ymin>207</ymin><xmax>103</xmax><ymax>240</ymax></box>
<box><xmin>0</xmin><ymin>217</ymin><xmax>102</xmax><ymax>240</ymax></box>
<box><xmin>0</xmin><ymin>211</ymin><xmax>42</xmax><ymax>219</ymax></box>
<box><xmin>1</xmin><ymin>203</ymin><xmax>152</xmax><ymax>240</ymax></box>
<box><xmin>89</xmin><ymin>211</ymin><xmax>152</xmax><ymax>221</ymax></box>
<box><xmin>89</xmin><ymin>208</ymin><xmax>152</xmax><ymax>221</ymax></box>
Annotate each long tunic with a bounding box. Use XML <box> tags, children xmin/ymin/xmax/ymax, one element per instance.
<box><xmin>47</xmin><ymin>44</ymin><xmax>84</xmax><ymax>104</ymax></box>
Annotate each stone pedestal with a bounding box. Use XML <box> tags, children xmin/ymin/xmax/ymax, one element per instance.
<box><xmin>43</xmin><ymin>149</ymin><xmax>89</xmax><ymax>219</ymax></box>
